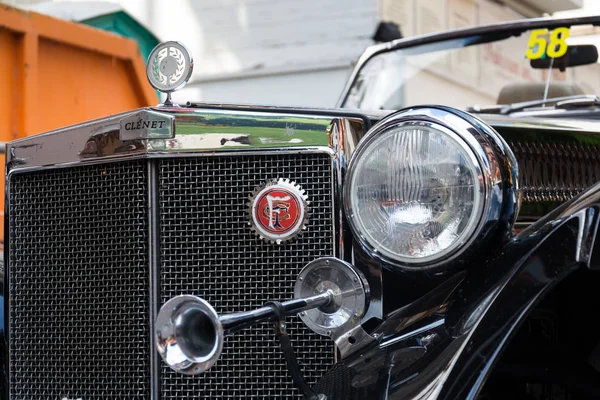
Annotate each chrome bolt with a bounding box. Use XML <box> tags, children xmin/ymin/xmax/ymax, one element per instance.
<box><xmin>299</xmin><ymin>276</ymin><xmax>303</xmax><ymax>281</ymax></box>
<box><xmin>326</xmin><ymin>330</ymin><xmax>332</xmax><ymax>337</ymax></box>
<box><xmin>299</xmin><ymin>311</ymin><xmax>306</xmax><ymax>317</ymax></box>
<box><xmin>325</xmin><ymin>259</ymin><xmax>330</xmax><ymax>265</ymax></box>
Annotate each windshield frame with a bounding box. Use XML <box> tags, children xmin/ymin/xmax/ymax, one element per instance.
<box><xmin>337</xmin><ymin>15</ymin><xmax>600</xmax><ymax>109</ymax></box>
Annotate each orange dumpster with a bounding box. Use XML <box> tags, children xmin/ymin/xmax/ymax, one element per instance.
<box><xmin>0</xmin><ymin>4</ymin><xmax>158</xmax><ymax>241</ymax></box>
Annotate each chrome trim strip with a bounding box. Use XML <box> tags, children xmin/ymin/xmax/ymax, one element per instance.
<box><xmin>5</xmin><ymin>170</ymin><xmax>13</xmax><ymax>394</ymax></box>
<box><xmin>329</xmin><ymin>119</ymin><xmax>359</xmax><ymax>259</ymax></box>
<box><xmin>5</xmin><ymin>155</ymin><xmax>149</xmax><ymax>178</ymax></box>
<box><xmin>145</xmin><ymin>147</ymin><xmax>336</xmax><ymax>158</ymax></box>
<box><xmin>483</xmin><ymin>114</ymin><xmax>600</xmax><ymax>133</ymax></box>
<box><xmin>148</xmin><ymin>160</ymin><xmax>161</xmax><ymax>400</ymax></box>
<box><xmin>379</xmin><ymin>318</ymin><xmax>445</xmax><ymax>349</ymax></box>
<box><xmin>6</xmin><ymin>148</ymin><xmax>335</xmax><ymax>178</ymax></box>
<box><xmin>184</xmin><ymin>101</ymin><xmax>389</xmax><ymax>121</ymax></box>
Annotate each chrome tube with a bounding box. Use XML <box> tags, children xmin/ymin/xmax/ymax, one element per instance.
<box><xmin>220</xmin><ymin>290</ymin><xmax>334</xmax><ymax>335</ymax></box>
<box><xmin>156</xmin><ymin>290</ymin><xmax>334</xmax><ymax>375</ymax></box>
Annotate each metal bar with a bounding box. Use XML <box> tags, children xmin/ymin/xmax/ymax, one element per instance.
<box><xmin>147</xmin><ymin>160</ymin><xmax>161</xmax><ymax>400</ymax></box>
<box><xmin>221</xmin><ymin>290</ymin><xmax>333</xmax><ymax>335</ymax></box>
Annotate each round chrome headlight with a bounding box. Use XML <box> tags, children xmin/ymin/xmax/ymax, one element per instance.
<box><xmin>344</xmin><ymin>106</ymin><xmax>518</xmax><ymax>270</ymax></box>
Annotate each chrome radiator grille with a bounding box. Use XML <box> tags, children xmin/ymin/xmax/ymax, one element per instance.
<box><xmin>7</xmin><ymin>152</ymin><xmax>336</xmax><ymax>399</ymax></box>
<box><xmin>158</xmin><ymin>153</ymin><xmax>336</xmax><ymax>399</ymax></box>
<box><xmin>8</xmin><ymin>161</ymin><xmax>151</xmax><ymax>399</ymax></box>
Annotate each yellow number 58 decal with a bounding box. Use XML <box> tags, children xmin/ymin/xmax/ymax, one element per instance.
<box><xmin>526</xmin><ymin>27</ymin><xmax>570</xmax><ymax>60</ymax></box>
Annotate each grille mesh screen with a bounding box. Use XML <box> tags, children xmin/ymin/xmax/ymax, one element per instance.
<box><xmin>9</xmin><ymin>161</ymin><xmax>150</xmax><ymax>399</ymax></box>
<box><xmin>159</xmin><ymin>153</ymin><xmax>335</xmax><ymax>399</ymax></box>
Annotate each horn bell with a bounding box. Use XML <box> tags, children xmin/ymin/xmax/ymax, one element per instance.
<box><xmin>155</xmin><ymin>295</ymin><xmax>224</xmax><ymax>375</ymax></box>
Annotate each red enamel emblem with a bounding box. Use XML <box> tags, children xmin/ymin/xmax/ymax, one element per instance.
<box><xmin>255</xmin><ymin>188</ymin><xmax>301</xmax><ymax>234</ymax></box>
<box><xmin>250</xmin><ymin>179</ymin><xmax>308</xmax><ymax>243</ymax></box>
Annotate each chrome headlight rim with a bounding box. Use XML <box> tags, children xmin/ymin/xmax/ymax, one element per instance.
<box><xmin>344</xmin><ymin>106</ymin><xmax>509</xmax><ymax>271</ymax></box>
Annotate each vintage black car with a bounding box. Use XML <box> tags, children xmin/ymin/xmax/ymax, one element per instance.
<box><xmin>4</xmin><ymin>14</ymin><xmax>600</xmax><ymax>400</ymax></box>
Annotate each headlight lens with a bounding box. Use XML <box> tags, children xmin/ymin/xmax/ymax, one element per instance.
<box><xmin>346</xmin><ymin>118</ymin><xmax>487</xmax><ymax>267</ymax></box>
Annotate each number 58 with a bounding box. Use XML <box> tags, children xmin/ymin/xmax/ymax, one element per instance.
<box><xmin>526</xmin><ymin>27</ymin><xmax>570</xmax><ymax>60</ymax></box>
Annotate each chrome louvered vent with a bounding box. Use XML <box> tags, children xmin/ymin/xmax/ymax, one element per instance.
<box><xmin>509</xmin><ymin>141</ymin><xmax>600</xmax><ymax>203</ymax></box>
<box><xmin>158</xmin><ymin>153</ymin><xmax>335</xmax><ymax>399</ymax></box>
<box><xmin>9</xmin><ymin>161</ymin><xmax>151</xmax><ymax>399</ymax></box>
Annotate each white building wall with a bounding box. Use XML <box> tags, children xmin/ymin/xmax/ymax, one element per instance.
<box><xmin>183</xmin><ymin>66</ymin><xmax>354</xmax><ymax>107</ymax></box>
<box><xmin>120</xmin><ymin>0</ymin><xmax>379</xmax><ymax>107</ymax></box>
<box><xmin>8</xmin><ymin>0</ymin><xmax>584</xmax><ymax>108</ymax></box>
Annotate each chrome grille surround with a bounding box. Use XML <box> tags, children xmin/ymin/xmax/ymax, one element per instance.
<box><xmin>158</xmin><ymin>153</ymin><xmax>336</xmax><ymax>399</ymax></box>
<box><xmin>8</xmin><ymin>160</ymin><xmax>151</xmax><ymax>399</ymax></box>
<box><xmin>5</xmin><ymin>107</ymin><xmax>366</xmax><ymax>399</ymax></box>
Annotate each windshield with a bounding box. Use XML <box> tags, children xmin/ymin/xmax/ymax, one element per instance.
<box><xmin>342</xmin><ymin>22</ymin><xmax>600</xmax><ymax>112</ymax></box>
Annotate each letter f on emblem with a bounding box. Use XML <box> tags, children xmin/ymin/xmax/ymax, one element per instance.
<box><xmin>266</xmin><ymin>195</ymin><xmax>291</xmax><ymax>229</ymax></box>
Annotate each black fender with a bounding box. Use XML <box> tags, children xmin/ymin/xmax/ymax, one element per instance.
<box><xmin>315</xmin><ymin>182</ymin><xmax>600</xmax><ymax>399</ymax></box>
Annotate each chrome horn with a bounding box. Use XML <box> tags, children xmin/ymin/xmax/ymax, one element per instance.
<box><xmin>155</xmin><ymin>257</ymin><xmax>369</xmax><ymax>375</ymax></box>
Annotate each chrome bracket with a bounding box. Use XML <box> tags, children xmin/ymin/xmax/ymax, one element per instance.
<box><xmin>295</xmin><ymin>257</ymin><xmax>375</xmax><ymax>359</ymax></box>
